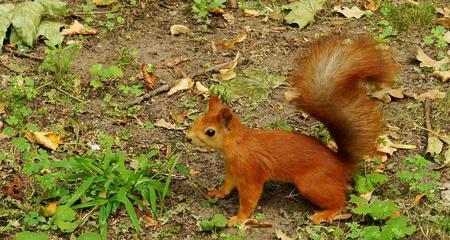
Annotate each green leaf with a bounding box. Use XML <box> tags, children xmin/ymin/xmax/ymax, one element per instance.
<box><xmin>116</xmin><ymin>189</ymin><xmax>142</xmax><ymax>233</ymax></box>
<box><xmin>354</xmin><ymin>173</ymin><xmax>388</xmax><ymax>194</ymax></box>
<box><xmin>54</xmin><ymin>205</ymin><xmax>79</xmax><ymax>233</ymax></box>
<box><xmin>77</xmin><ymin>231</ymin><xmax>102</xmax><ymax>240</ymax></box>
<box><xmin>37</xmin><ymin>20</ymin><xmax>64</xmax><ymax>47</ymax></box>
<box><xmin>283</xmin><ymin>0</ymin><xmax>326</xmax><ymax>29</ymax></box>
<box><xmin>35</xmin><ymin>0</ymin><xmax>67</xmax><ymax>16</ymax></box>
<box><xmin>72</xmin><ymin>199</ymin><xmax>109</xmax><ymax>209</ymax></box>
<box><xmin>0</xmin><ymin>4</ymin><xmax>14</xmax><ymax>51</ymax></box>
<box><xmin>368</xmin><ymin>200</ymin><xmax>399</xmax><ymax>220</ymax></box>
<box><xmin>16</xmin><ymin>231</ymin><xmax>48</xmax><ymax>240</ymax></box>
<box><xmin>10</xmin><ymin>1</ymin><xmax>44</xmax><ymax>47</ymax></box>
<box><xmin>90</xmin><ymin>80</ymin><xmax>104</xmax><ymax>88</ymax></box>
<box><xmin>64</xmin><ymin>176</ymin><xmax>95</xmax><ymax>207</ymax></box>
<box><xmin>212</xmin><ymin>69</ymin><xmax>286</xmax><ymax>103</ymax></box>
<box><xmin>99</xmin><ymin>203</ymin><xmax>112</xmax><ymax>240</ymax></box>
<box><xmin>382</xmin><ymin>216</ymin><xmax>416</xmax><ymax>239</ymax></box>
<box><xmin>210</xmin><ymin>214</ymin><xmax>227</xmax><ymax>227</ymax></box>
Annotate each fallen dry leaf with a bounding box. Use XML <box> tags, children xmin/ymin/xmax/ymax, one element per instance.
<box><xmin>413</xmin><ymin>89</ymin><xmax>446</xmax><ymax>101</ymax></box>
<box><xmin>195</xmin><ymin>81</ymin><xmax>209</xmax><ymax>97</ymax></box>
<box><xmin>360</xmin><ymin>190</ymin><xmax>374</xmax><ymax>201</ymax></box>
<box><xmin>217</xmin><ymin>32</ymin><xmax>247</xmax><ymax>48</ymax></box>
<box><xmin>0</xmin><ymin>101</ymin><xmax>4</xmax><ymax>114</ymax></box>
<box><xmin>27</xmin><ymin>132</ymin><xmax>61</xmax><ymax>150</ymax></box>
<box><xmin>4</xmin><ymin>175</ymin><xmax>23</xmax><ymax>200</ymax></box>
<box><xmin>333</xmin><ymin>213</ymin><xmax>353</xmax><ymax>220</ymax></box>
<box><xmin>40</xmin><ymin>202</ymin><xmax>58</xmax><ymax>217</ymax></box>
<box><xmin>371</xmin><ymin>88</ymin><xmax>404</xmax><ymax>103</ymax></box>
<box><xmin>416</xmin><ymin>48</ymin><xmax>449</xmax><ymax>70</ymax></box>
<box><xmin>0</xmin><ymin>121</ymin><xmax>3</xmax><ymax>130</ymax></box>
<box><xmin>239</xmin><ymin>219</ymin><xmax>272</xmax><ymax>231</ymax></box>
<box><xmin>436</xmin><ymin>18</ymin><xmax>450</xmax><ymax>29</ymax></box>
<box><xmin>142</xmin><ymin>64</ymin><xmax>156</xmax><ymax>90</ymax></box>
<box><xmin>220</xmin><ymin>52</ymin><xmax>240</xmax><ymax>81</ymax></box>
<box><xmin>377</xmin><ymin>135</ymin><xmax>398</xmax><ymax>156</ymax></box>
<box><xmin>222</xmin><ymin>12</ymin><xmax>235</xmax><ymax>23</ymax></box>
<box><xmin>426</xmin><ymin>136</ymin><xmax>443</xmax><ymax>156</ymax></box>
<box><xmin>61</xmin><ymin>20</ymin><xmax>96</xmax><ymax>36</ymax></box>
<box><xmin>364</xmin><ymin>0</ymin><xmax>378</xmax><ymax>11</ymax></box>
<box><xmin>445</xmin><ymin>31</ymin><xmax>450</xmax><ymax>43</ymax></box>
<box><xmin>333</xmin><ymin>6</ymin><xmax>365</xmax><ymax>19</ymax></box>
<box><xmin>413</xmin><ymin>193</ymin><xmax>426</xmax><ymax>208</ymax></box>
<box><xmin>92</xmin><ymin>0</ymin><xmax>117</xmax><ymax>5</ymax></box>
<box><xmin>436</xmin><ymin>7</ymin><xmax>450</xmax><ymax>18</ymax></box>
<box><xmin>170</xmin><ymin>24</ymin><xmax>190</xmax><ymax>36</ymax></box>
<box><xmin>275</xmin><ymin>229</ymin><xmax>293</xmax><ymax>240</ymax></box>
<box><xmin>208</xmin><ymin>7</ymin><xmax>224</xmax><ymax>14</ymax></box>
<box><xmin>189</xmin><ymin>168</ymin><xmax>200</xmax><ymax>176</ymax></box>
<box><xmin>142</xmin><ymin>215</ymin><xmax>158</xmax><ymax>226</ymax></box>
<box><xmin>390</xmin><ymin>143</ymin><xmax>416</xmax><ymax>150</ymax></box>
<box><xmin>432</xmin><ymin>70</ymin><xmax>450</xmax><ymax>82</ymax></box>
<box><xmin>154</xmin><ymin>119</ymin><xmax>185</xmax><ymax>130</ymax></box>
<box><xmin>167</xmin><ymin>78</ymin><xmax>194</xmax><ymax>96</ymax></box>
<box><xmin>243</xmin><ymin>9</ymin><xmax>260</xmax><ymax>17</ymax></box>
<box><xmin>166</xmin><ymin>56</ymin><xmax>189</xmax><ymax>68</ymax></box>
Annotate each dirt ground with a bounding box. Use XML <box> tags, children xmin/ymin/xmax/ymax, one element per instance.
<box><xmin>0</xmin><ymin>0</ymin><xmax>449</xmax><ymax>239</ymax></box>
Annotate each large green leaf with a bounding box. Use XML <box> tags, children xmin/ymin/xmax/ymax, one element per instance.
<box><xmin>213</xmin><ymin>69</ymin><xmax>286</xmax><ymax>103</ymax></box>
<box><xmin>35</xmin><ymin>0</ymin><xmax>67</xmax><ymax>16</ymax></box>
<box><xmin>0</xmin><ymin>4</ymin><xmax>15</xmax><ymax>50</ymax></box>
<box><xmin>37</xmin><ymin>20</ymin><xmax>64</xmax><ymax>47</ymax></box>
<box><xmin>54</xmin><ymin>205</ymin><xmax>79</xmax><ymax>233</ymax></box>
<box><xmin>11</xmin><ymin>1</ymin><xmax>44</xmax><ymax>47</ymax></box>
<box><xmin>15</xmin><ymin>231</ymin><xmax>48</xmax><ymax>240</ymax></box>
<box><xmin>283</xmin><ymin>0</ymin><xmax>326</xmax><ymax>29</ymax></box>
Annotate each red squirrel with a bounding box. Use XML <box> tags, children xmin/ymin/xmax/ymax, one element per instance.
<box><xmin>186</xmin><ymin>35</ymin><xmax>399</xmax><ymax>226</ymax></box>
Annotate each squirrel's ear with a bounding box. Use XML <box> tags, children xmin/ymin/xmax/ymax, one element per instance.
<box><xmin>208</xmin><ymin>95</ymin><xmax>222</xmax><ymax>110</ymax></box>
<box><xmin>219</xmin><ymin>108</ymin><xmax>233</xmax><ymax>129</ymax></box>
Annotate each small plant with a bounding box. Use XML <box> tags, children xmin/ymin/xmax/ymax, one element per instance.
<box><xmin>422</xmin><ymin>25</ymin><xmax>448</xmax><ymax>49</ymax></box>
<box><xmin>197</xmin><ymin>213</ymin><xmax>227</xmax><ymax>231</ymax></box>
<box><xmin>378</xmin><ymin>0</ymin><xmax>434</xmax><ymax>32</ymax></box>
<box><xmin>346</xmin><ymin>195</ymin><xmax>416</xmax><ymax>240</ymax></box>
<box><xmin>191</xmin><ymin>0</ymin><xmax>226</xmax><ymax>25</ymax></box>
<box><xmin>376</xmin><ymin>20</ymin><xmax>398</xmax><ymax>41</ymax></box>
<box><xmin>270</xmin><ymin>119</ymin><xmax>293</xmax><ymax>132</ymax></box>
<box><xmin>39</xmin><ymin>45</ymin><xmax>80</xmax><ymax>82</ymax></box>
<box><xmin>353</xmin><ymin>173</ymin><xmax>388</xmax><ymax>194</ymax></box>
<box><xmin>89</xmin><ymin>63</ymin><xmax>123</xmax><ymax>88</ymax></box>
<box><xmin>395</xmin><ymin>155</ymin><xmax>440</xmax><ymax>197</ymax></box>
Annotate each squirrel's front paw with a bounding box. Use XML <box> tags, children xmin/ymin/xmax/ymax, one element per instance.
<box><xmin>206</xmin><ymin>189</ymin><xmax>227</xmax><ymax>199</ymax></box>
<box><xmin>227</xmin><ymin>215</ymin><xmax>247</xmax><ymax>227</ymax></box>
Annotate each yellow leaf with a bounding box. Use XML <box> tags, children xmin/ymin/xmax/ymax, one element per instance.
<box><xmin>333</xmin><ymin>6</ymin><xmax>365</xmax><ymax>19</ymax></box>
<box><xmin>0</xmin><ymin>101</ymin><xmax>4</xmax><ymax>114</ymax></box>
<box><xmin>416</xmin><ymin>48</ymin><xmax>449</xmax><ymax>70</ymax></box>
<box><xmin>61</xmin><ymin>20</ymin><xmax>97</xmax><ymax>36</ymax></box>
<box><xmin>92</xmin><ymin>0</ymin><xmax>117</xmax><ymax>5</ymax></box>
<box><xmin>217</xmin><ymin>32</ymin><xmax>247</xmax><ymax>48</ymax></box>
<box><xmin>432</xmin><ymin>70</ymin><xmax>450</xmax><ymax>82</ymax></box>
<box><xmin>39</xmin><ymin>202</ymin><xmax>58</xmax><ymax>217</ymax></box>
<box><xmin>243</xmin><ymin>9</ymin><xmax>260</xmax><ymax>17</ymax></box>
<box><xmin>167</xmin><ymin>78</ymin><xmax>194</xmax><ymax>96</ymax></box>
<box><xmin>413</xmin><ymin>89</ymin><xmax>446</xmax><ymax>101</ymax></box>
<box><xmin>170</xmin><ymin>25</ymin><xmax>190</xmax><ymax>36</ymax></box>
<box><xmin>426</xmin><ymin>136</ymin><xmax>443</xmax><ymax>156</ymax></box>
<box><xmin>32</xmin><ymin>132</ymin><xmax>61</xmax><ymax>150</ymax></box>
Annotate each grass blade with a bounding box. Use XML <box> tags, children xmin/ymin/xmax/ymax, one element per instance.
<box><xmin>72</xmin><ymin>199</ymin><xmax>108</xmax><ymax>209</ymax></box>
<box><xmin>99</xmin><ymin>202</ymin><xmax>112</xmax><ymax>240</ymax></box>
<box><xmin>116</xmin><ymin>189</ymin><xmax>141</xmax><ymax>233</ymax></box>
<box><xmin>64</xmin><ymin>176</ymin><xmax>95</xmax><ymax>207</ymax></box>
<box><xmin>162</xmin><ymin>153</ymin><xmax>180</xmax><ymax>203</ymax></box>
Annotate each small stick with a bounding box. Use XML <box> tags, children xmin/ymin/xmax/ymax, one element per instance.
<box><xmin>55</xmin><ymin>87</ymin><xmax>86</xmax><ymax>104</ymax></box>
<box><xmin>190</xmin><ymin>62</ymin><xmax>231</xmax><ymax>79</ymax></box>
<box><xmin>122</xmin><ymin>84</ymin><xmax>170</xmax><ymax>109</ymax></box>
<box><xmin>2</xmin><ymin>47</ymin><xmax>44</xmax><ymax>61</ymax></box>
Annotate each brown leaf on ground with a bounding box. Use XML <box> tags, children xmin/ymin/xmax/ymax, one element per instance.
<box><xmin>436</xmin><ymin>7</ymin><xmax>450</xmax><ymax>18</ymax></box>
<box><xmin>61</xmin><ymin>20</ymin><xmax>96</xmax><ymax>36</ymax></box>
<box><xmin>240</xmin><ymin>219</ymin><xmax>272</xmax><ymax>231</ymax></box>
<box><xmin>166</xmin><ymin>56</ymin><xmax>189</xmax><ymax>68</ymax></box>
<box><xmin>222</xmin><ymin>12</ymin><xmax>235</xmax><ymax>23</ymax></box>
<box><xmin>371</xmin><ymin>88</ymin><xmax>404</xmax><ymax>103</ymax></box>
<box><xmin>334</xmin><ymin>213</ymin><xmax>353</xmax><ymax>220</ymax></box>
<box><xmin>208</xmin><ymin>7</ymin><xmax>224</xmax><ymax>14</ymax></box>
<box><xmin>416</xmin><ymin>48</ymin><xmax>449</xmax><ymax>70</ymax></box>
<box><xmin>4</xmin><ymin>175</ymin><xmax>23</xmax><ymax>200</ymax></box>
<box><xmin>217</xmin><ymin>32</ymin><xmax>247</xmax><ymax>48</ymax></box>
<box><xmin>154</xmin><ymin>119</ymin><xmax>186</xmax><ymax>130</ymax></box>
<box><xmin>275</xmin><ymin>229</ymin><xmax>293</xmax><ymax>240</ymax></box>
<box><xmin>0</xmin><ymin>101</ymin><xmax>4</xmax><ymax>114</ymax></box>
<box><xmin>432</xmin><ymin>70</ymin><xmax>450</xmax><ymax>82</ymax></box>
<box><xmin>167</xmin><ymin>78</ymin><xmax>194</xmax><ymax>96</ymax></box>
<box><xmin>142</xmin><ymin>64</ymin><xmax>156</xmax><ymax>90</ymax></box>
<box><xmin>413</xmin><ymin>193</ymin><xmax>426</xmax><ymax>208</ymax></box>
<box><xmin>436</xmin><ymin>18</ymin><xmax>450</xmax><ymax>29</ymax></box>
<box><xmin>219</xmin><ymin>53</ymin><xmax>240</xmax><ymax>81</ymax></box>
<box><xmin>243</xmin><ymin>9</ymin><xmax>260</xmax><ymax>17</ymax></box>
<box><xmin>360</xmin><ymin>190</ymin><xmax>374</xmax><ymax>201</ymax></box>
<box><xmin>413</xmin><ymin>89</ymin><xmax>446</xmax><ymax>101</ymax></box>
<box><xmin>333</xmin><ymin>6</ymin><xmax>365</xmax><ymax>19</ymax></box>
<box><xmin>195</xmin><ymin>81</ymin><xmax>209</xmax><ymax>97</ymax></box>
<box><xmin>170</xmin><ymin>25</ymin><xmax>190</xmax><ymax>36</ymax></box>
<box><xmin>364</xmin><ymin>0</ymin><xmax>378</xmax><ymax>11</ymax></box>
<box><xmin>142</xmin><ymin>215</ymin><xmax>158</xmax><ymax>226</ymax></box>
<box><xmin>377</xmin><ymin>135</ymin><xmax>398</xmax><ymax>156</ymax></box>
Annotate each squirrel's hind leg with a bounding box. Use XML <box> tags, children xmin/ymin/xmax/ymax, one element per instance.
<box><xmin>294</xmin><ymin>173</ymin><xmax>346</xmax><ymax>224</ymax></box>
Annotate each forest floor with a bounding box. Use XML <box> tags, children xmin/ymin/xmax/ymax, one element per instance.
<box><xmin>0</xmin><ymin>0</ymin><xmax>449</xmax><ymax>240</ymax></box>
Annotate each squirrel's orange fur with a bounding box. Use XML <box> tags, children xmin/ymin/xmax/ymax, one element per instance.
<box><xmin>186</xmin><ymin>35</ymin><xmax>399</xmax><ymax>226</ymax></box>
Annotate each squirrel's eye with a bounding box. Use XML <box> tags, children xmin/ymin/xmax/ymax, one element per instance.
<box><xmin>205</xmin><ymin>128</ymin><xmax>215</xmax><ymax>137</ymax></box>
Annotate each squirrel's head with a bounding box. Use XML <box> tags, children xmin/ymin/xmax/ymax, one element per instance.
<box><xmin>186</xmin><ymin>95</ymin><xmax>235</xmax><ymax>150</ymax></box>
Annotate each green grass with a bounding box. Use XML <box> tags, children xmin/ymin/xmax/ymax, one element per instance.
<box><xmin>378</xmin><ymin>0</ymin><xmax>436</xmax><ymax>32</ymax></box>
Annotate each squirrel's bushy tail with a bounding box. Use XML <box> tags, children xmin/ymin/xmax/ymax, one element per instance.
<box><xmin>291</xmin><ymin>35</ymin><xmax>399</xmax><ymax>167</ymax></box>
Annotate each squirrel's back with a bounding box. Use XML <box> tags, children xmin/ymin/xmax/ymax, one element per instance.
<box><xmin>291</xmin><ymin>35</ymin><xmax>399</xmax><ymax>167</ymax></box>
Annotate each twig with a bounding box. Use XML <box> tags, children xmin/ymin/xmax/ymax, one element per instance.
<box><xmin>190</xmin><ymin>62</ymin><xmax>231</xmax><ymax>79</ymax></box>
<box><xmin>55</xmin><ymin>87</ymin><xmax>86</xmax><ymax>104</ymax></box>
<box><xmin>70</xmin><ymin>10</ymin><xmax>119</xmax><ymax>15</ymax></box>
<box><xmin>122</xmin><ymin>84</ymin><xmax>170</xmax><ymax>109</ymax></box>
<box><xmin>2</xmin><ymin>47</ymin><xmax>44</xmax><ymax>61</ymax></box>
<box><xmin>424</xmin><ymin>99</ymin><xmax>432</xmax><ymax>138</ymax></box>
